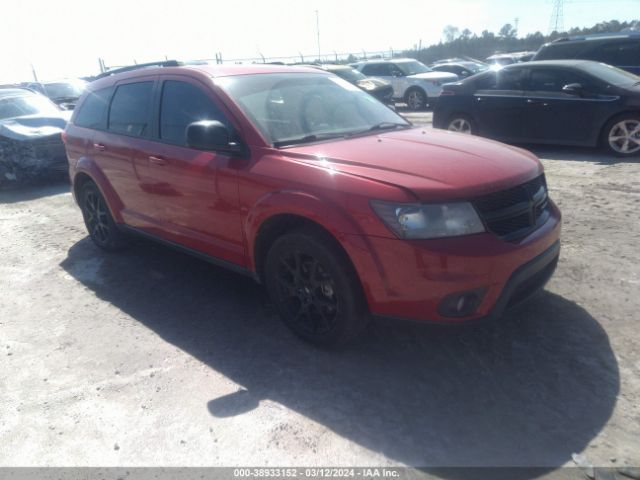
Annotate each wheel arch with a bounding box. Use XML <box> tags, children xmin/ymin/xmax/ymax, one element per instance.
<box><xmin>404</xmin><ymin>85</ymin><xmax>427</xmax><ymax>102</ymax></box>
<box><xmin>446</xmin><ymin>112</ymin><xmax>477</xmax><ymax>133</ymax></box>
<box><xmin>245</xmin><ymin>190</ymin><xmax>365</xmax><ymax>283</ymax></box>
<box><xmin>598</xmin><ymin>110</ymin><xmax>640</xmax><ymax>147</ymax></box>
<box><xmin>73</xmin><ymin>158</ymin><xmax>125</xmax><ymax>223</ymax></box>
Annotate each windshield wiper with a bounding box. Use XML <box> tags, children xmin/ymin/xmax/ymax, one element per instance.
<box><xmin>343</xmin><ymin>122</ymin><xmax>410</xmax><ymax>137</ymax></box>
<box><xmin>273</xmin><ymin>123</ymin><xmax>410</xmax><ymax>147</ymax></box>
<box><xmin>367</xmin><ymin>122</ymin><xmax>410</xmax><ymax>132</ymax></box>
<box><xmin>273</xmin><ymin>132</ymin><xmax>346</xmax><ymax>148</ymax></box>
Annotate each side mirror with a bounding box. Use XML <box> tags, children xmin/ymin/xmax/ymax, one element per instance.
<box><xmin>186</xmin><ymin>120</ymin><xmax>242</xmax><ymax>154</ymax></box>
<box><xmin>562</xmin><ymin>83</ymin><xmax>583</xmax><ymax>96</ymax></box>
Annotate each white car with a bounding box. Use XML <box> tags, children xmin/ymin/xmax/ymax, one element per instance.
<box><xmin>353</xmin><ymin>59</ymin><xmax>458</xmax><ymax>110</ymax></box>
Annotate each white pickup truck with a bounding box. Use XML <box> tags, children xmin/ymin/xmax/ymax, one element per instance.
<box><xmin>353</xmin><ymin>58</ymin><xmax>458</xmax><ymax>110</ymax></box>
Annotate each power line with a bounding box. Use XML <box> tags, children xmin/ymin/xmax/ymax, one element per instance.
<box><xmin>548</xmin><ymin>0</ymin><xmax>564</xmax><ymax>34</ymax></box>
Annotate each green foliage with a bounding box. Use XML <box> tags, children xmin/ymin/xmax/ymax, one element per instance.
<box><xmin>404</xmin><ymin>19</ymin><xmax>639</xmax><ymax>64</ymax></box>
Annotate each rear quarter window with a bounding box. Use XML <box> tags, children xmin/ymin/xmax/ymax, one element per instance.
<box><xmin>588</xmin><ymin>40</ymin><xmax>640</xmax><ymax>66</ymax></box>
<box><xmin>73</xmin><ymin>86</ymin><xmax>114</xmax><ymax>129</ymax></box>
<box><xmin>535</xmin><ymin>42</ymin><xmax>586</xmax><ymax>60</ymax></box>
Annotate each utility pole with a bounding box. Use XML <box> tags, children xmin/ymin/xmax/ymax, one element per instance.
<box><xmin>30</xmin><ymin>64</ymin><xmax>38</xmax><ymax>82</ymax></box>
<box><xmin>514</xmin><ymin>17</ymin><xmax>519</xmax><ymax>37</ymax></box>
<box><xmin>548</xmin><ymin>0</ymin><xmax>564</xmax><ymax>34</ymax></box>
<box><xmin>315</xmin><ymin>10</ymin><xmax>321</xmax><ymax>62</ymax></box>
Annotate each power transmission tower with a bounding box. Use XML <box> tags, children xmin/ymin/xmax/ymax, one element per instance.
<box><xmin>548</xmin><ymin>0</ymin><xmax>564</xmax><ymax>34</ymax></box>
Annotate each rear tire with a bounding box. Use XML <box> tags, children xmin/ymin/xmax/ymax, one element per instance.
<box><xmin>264</xmin><ymin>228</ymin><xmax>368</xmax><ymax>347</ymax></box>
<box><xmin>601</xmin><ymin>113</ymin><xmax>640</xmax><ymax>157</ymax></box>
<box><xmin>447</xmin><ymin>114</ymin><xmax>476</xmax><ymax>135</ymax></box>
<box><xmin>405</xmin><ymin>88</ymin><xmax>427</xmax><ymax>111</ymax></box>
<box><xmin>80</xmin><ymin>181</ymin><xmax>128</xmax><ymax>251</ymax></box>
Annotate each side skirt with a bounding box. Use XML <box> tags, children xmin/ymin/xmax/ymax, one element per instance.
<box><xmin>119</xmin><ymin>224</ymin><xmax>260</xmax><ymax>283</ymax></box>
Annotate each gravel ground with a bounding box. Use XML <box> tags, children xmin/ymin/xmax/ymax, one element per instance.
<box><xmin>1</xmin><ymin>112</ymin><xmax>639</xmax><ymax>475</ymax></box>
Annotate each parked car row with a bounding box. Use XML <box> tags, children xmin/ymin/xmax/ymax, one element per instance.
<box><xmin>351</xmin><ymin>58</ymin><xmax>459</xmax><ymax>110</ymax></box>
<box><xmin>8</xmin><ymin>30</ymin><xmax>638</xmax><ymax>346</ymax></box>
<box><xmin>21</xmin><ymin>78</ymin><xmax>88</xmax><ymax>110</ymax></box>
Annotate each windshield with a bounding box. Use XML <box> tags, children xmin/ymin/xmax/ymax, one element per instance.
<box><xmin>44</xmin><ymin>80</ymin><xmax>87</xmax><ymax>100</ymax></box>
<box><xmin>0</xmin><ymin>94</ymin><xmax>60</xmax><ymax>120</ymax></box>
<box><xmin>396</xmin><ymin>60</ymin><xmax>432</xmax><ymax>75</ymax></box>
<box><xmin>584</xmin><ymin>62</ymin><xmax>640</xmax><ymax>86</ymax></box>
<box><xmin>331</xmin><ymin>68</ymin><xmax>367</xmax><ymax>83</ymax></box>
<box><xmin>217</xmin><ymin>73</ymin><xmax>409</xmax><ymax>146</ymax></box>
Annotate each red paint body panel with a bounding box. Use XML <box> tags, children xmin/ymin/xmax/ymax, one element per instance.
<box><xmin>65</xmin><ymin>65</ymin><xmax>562</xmax><ymax>323</ymax></box>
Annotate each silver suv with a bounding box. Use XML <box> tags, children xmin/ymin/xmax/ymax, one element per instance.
<box><xmin>353</xmin><ymin>58</ymin><xmax>458</xmax><ymax>110</ymax></box>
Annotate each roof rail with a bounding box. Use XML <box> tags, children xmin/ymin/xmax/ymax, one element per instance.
<box><xmin>92</xmin><ymin>60</ymin><xmax>193</xmax><ymax>80</ymax></box>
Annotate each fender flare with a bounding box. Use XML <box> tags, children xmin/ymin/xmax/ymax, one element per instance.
<box><xmin>244</xmin><ymin>189</ymin><xmax>365</xmax><ymax>271</ymax></box>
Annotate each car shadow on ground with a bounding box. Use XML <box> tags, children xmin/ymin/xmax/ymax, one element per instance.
<box><xmin>0</xmin><ymin>178</ymin><xmax>70</xmax><ymax>204</ymax></box>
<box><xmin>520</xmin><ymin>145</ymin><xmax>633</xmax><ymax>165</ymax></box>
<box><xmin>61</xmin><ymin>238</ymin><xmax>619</xmax><ymax>475</ymax></box>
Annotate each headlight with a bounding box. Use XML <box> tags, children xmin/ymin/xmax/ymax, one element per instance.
<box><xmin>371</xmin><ymin>201</ymin><xmax>485</xmax><ymax>239</ymax></box>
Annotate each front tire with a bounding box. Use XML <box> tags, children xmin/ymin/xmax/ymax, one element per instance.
<box><xmin>602</xmin><ymin>114</ymin><xmax>640</xmax><ymax>157</ymax></box>
<box><xmin>264</xmin><ymin>228</ymin><xmax>368</xmax><ymax>347</ymax></box>
<box><xmin>80</xmin><ymin>181</ymin><xmax>127</xmax><ymax>251</ymax></box>
<box><xmin>405</xmin><ymin>88</ymin><xmax>427</xmax><ymax>111</ymax></box>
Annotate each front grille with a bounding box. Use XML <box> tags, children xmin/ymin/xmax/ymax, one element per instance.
<box><xmin>473</xmin><ymin>175</ymin><xmax>550</xmax><ymax>241</ymax></box>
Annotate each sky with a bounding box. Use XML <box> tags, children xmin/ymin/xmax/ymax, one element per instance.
<box><xmin>1</xmin><ymin>0</ymin><xmax>638</xmax><ymax>83</ymax></box>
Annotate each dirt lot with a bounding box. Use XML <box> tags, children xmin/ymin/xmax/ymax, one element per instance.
<box><xmin>1</xmin><ymin>111</ymin><xmax>639</xmax><ymax>474</ymax></box>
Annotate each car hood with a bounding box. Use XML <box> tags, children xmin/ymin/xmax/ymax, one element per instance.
<box><xmin>0</xmin><ymin>113</ymin><xmax>69</xmax><ymax>141</ymax></box>
<box><xmin>356</xmin><ymin>77</ymin><xmax>392</xmax><ymax>92</ymax></box>
<box><xmin>409</xmin><ymin>71</ymin><xmax>459</xmax><ymax>82</ymax></box>
<box><xmin>281</xmin><ymin>127</ymin><xmax>543</xmax><ymax>201</ymax></box>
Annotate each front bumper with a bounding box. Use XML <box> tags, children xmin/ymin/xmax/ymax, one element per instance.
<box><xmin>343</xmin><ymin>200</ymin><xmax>561</xmax><ymax>323</ymax></box>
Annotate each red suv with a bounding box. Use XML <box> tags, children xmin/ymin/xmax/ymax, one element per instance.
<box><xmin>64</xmin><ymin>65</ymin><xmax>561</xmax><ymax>346</ymax></box>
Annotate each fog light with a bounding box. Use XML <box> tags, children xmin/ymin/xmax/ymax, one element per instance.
<box><xmin>438</xmin><ymin>288</ymin><xmax>487</xmax><ymax>317</ymax></box>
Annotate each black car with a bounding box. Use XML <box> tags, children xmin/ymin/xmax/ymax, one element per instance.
<box><xmin>314</xmin><ymin>64</ymin><xmax>394</xmax><ymax>105</ymax></box>
<box><xmin>533</xmin><ymin>32</ymin><xmax>640</xmax><ymax>75</ymax></box>
<box><xmin>0</xmin><ymin>88</ymin><xmax>70</xmax><ymax>185</ymax></box>
<box><xmin>433</xmin><ymin>60</ymin><xmax>640</xmax><ymax>157</ymax></box>
<box><xmin>430</xmin><ymin>61</ymin><xmax>488</xmax><ymax>78</ymax></box>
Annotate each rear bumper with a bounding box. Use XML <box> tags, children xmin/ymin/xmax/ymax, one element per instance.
<box><xmin>343</xmin><ymin>201</ymin><xmax>561</xmax><ymax>323</ymax></box>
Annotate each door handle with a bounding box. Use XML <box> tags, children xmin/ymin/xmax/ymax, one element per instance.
<box><xmin>527</xmin><ymin>99</ymin><xmax>548</xmax><ymax>106</ymax></box>
<box><xmin>148</xmin><ymin>155</ymin><xmax>167</xmax><ymax>166</ymax></box>
<box><xmin>93</xmin><ymin>143</ymin><xmax>106</xmax><ymax>151</ymax></box>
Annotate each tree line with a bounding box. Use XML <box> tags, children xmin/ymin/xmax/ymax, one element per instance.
<box><xmin>401</xmin><ymin>19</ymin><xmax>639</xmax><ymax>64</ymax></box>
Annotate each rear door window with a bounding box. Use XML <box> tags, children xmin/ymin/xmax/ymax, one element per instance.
<box><xmin>108</xmin><ymin>81</ymin><xmax>154</xmax><ymax>137</ymax></box>
<box><xmin>159</xmin><ymin>80</ymin><xmax>229</xmax><ymax>146</ymax></box>
<box><xmin>73</xmin><ymin>86</ymin><xmax>114</xmax><ymax>129</ymax></box>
